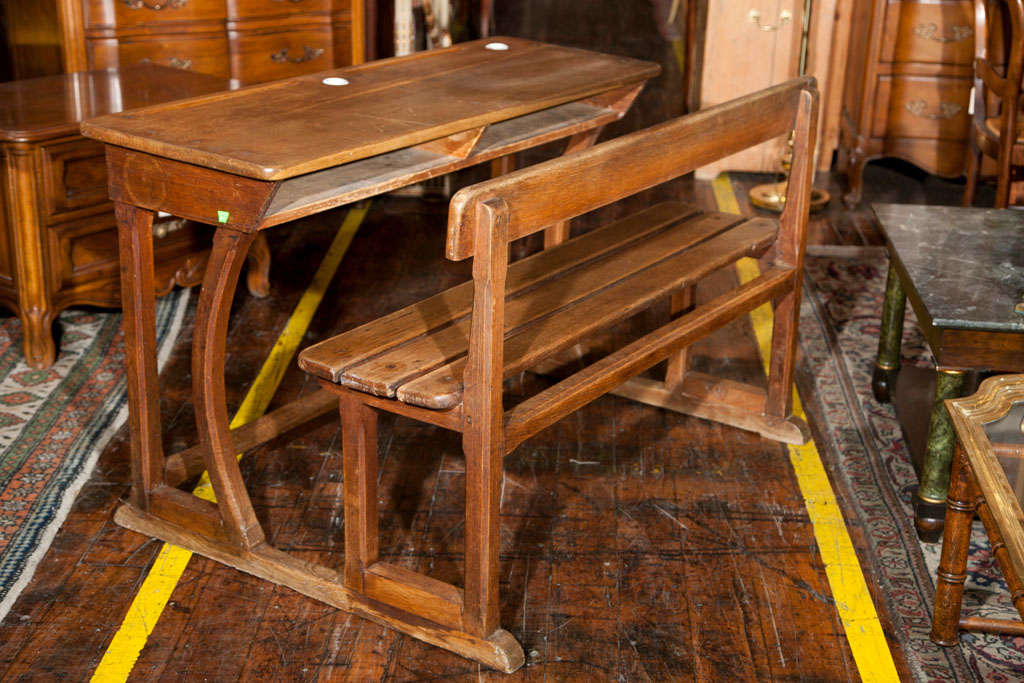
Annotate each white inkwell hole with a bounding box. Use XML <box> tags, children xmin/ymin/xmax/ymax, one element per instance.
<box><xmin>321</xmin><ymin>77</ymin><xmax>350</xmax><ymax>86</ymax></box>
<box><xmin>484</xmin><ymin>42</ymin><xmax>509</xmax><ymax>51</ymax></box>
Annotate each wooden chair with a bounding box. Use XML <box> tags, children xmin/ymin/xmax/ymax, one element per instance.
<box><xmin>933</xmin><ymin>374</ymin><xmax>1024</xmax><ymax>645</ymax></box>
<box><xmin>298</xmin><ymin>76</ymin><xmax>818</xmax><ymax>672</ymax></box>
<box><xmin>963</xmin><ymin>0</ymin><xmax>1024</xmax><ymax>208</ymax></box>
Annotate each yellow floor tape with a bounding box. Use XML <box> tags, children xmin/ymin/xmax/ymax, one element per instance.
<box><xmin>91</xmin><ymin>205</ymin><xmax>369</xmax><ymax>682</ymax></box>
<box><xmin>714</xmin><ymin>174</ymin><xmax>899</xmax><ymax>682</ymax></box>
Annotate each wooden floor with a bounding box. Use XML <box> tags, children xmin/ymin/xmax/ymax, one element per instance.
<box><xmin>0</xmin><ymin>2</ymin><xmax>989</xmax><ymax>680</ymax></box>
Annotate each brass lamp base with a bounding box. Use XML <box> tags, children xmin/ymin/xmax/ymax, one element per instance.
<box><xmin>749</xmin><ymin>181</ymin><xmax>830</xmax><ymax>213</ymax></box>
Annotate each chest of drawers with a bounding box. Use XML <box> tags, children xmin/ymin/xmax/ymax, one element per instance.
<box><xmin>0</xmin><ymin>64</ymin><xmax>228</xmax><ymax>367</ymax></box>
<box><xmin>62</xmin><ymin>0</ymin><xmax>364</xmax><ymax>86</ymax></box>
<box><xmin>840</xmin><ymin>0</ymin><xmax>975</xmax><ymax>203</ymax></box>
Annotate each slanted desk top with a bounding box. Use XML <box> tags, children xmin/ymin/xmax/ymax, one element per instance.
<box><xmin>81</xmin><ymin>38</ymin><xmax>660</xmax><ymax>181</ymax></box>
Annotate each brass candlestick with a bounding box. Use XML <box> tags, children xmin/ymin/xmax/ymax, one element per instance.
<box><xmin>748</xmin><ymin>132</ymin><xmax>830</xmax><ymax>212</ymax></box>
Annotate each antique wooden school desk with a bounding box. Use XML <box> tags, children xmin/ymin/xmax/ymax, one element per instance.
<box><xmin>80</xmin><ymin>38</ymin><xmax>658</xmax><ymax>670</ymax></box>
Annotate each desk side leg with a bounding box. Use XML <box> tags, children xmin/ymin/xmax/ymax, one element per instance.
<box><xmin>193</xmin><ymin>228</ymin><xmax>265</xmax><ymax>548</ymax></box>
<box><xmin>115</xmin><ymin>202</ymin><xmax>165</xmax><ymax>510</ymax></box>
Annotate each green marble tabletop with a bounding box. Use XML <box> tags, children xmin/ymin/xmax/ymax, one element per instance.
<box><xmin>872</xmin><ymin>203</ymin><xmax>1024</xmax><ymax>333</ymax></box>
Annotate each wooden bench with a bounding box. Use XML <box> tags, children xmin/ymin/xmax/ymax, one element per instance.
<box><xmin>298</xmin><ymin>76</ymin><xmax>819</xmax><ymax>672</ymax></box>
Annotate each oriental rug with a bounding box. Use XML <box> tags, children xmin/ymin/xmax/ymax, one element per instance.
<box><xmin>800</xmin><ymin>246</ymin><xmax>1024</xmax><ymax>681</ymax></box>
<box><xmin>0</xmin><ymin>291</ymin><xmax>190</xmax><ymax>623</ymax></box>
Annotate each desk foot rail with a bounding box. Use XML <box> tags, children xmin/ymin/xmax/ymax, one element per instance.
<box><xmin>114</xmin><ymin>503</ymin><xmax>526</xmax><ymax>673</ymax></box>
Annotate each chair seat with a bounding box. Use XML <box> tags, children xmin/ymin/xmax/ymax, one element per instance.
<box><xmin>299</xmin><ymin>202</ymin><xmax>778</xmax><ymax>410</ymax></box>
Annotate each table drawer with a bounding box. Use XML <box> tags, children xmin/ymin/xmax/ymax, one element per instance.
<box><xmin>872</xmin><ymin>74</ymin><xmax>972</xmax><ymax>140</ymax></box>
<box><xmin>229</xmin><ymin>25</ymin><xmax>332</xmax><ymax>85</ymax></box>
<box><xmin>228</xmin><ymin>0</ymin><xmax>333</xmax><ymax>19</ymax></box>
<box><xmin>88</xmin><ymin>32</ymin><xmax>230</xmax><ymax>78</ymax></box>
<box><xmin>39</xmin><ymin>139</ymin><xmax>109</xmax><ymax>221</ymax></box>
<box><xmin>882</xmin><ymin>0</ymin><xmax>974</xmax><ymax>66</ymax></box>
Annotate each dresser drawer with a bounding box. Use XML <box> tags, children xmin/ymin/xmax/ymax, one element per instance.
<box><xmin>882</xmin><ymin>0</ymin><xmax>974</xmax><ymax>65</ymax></box>
<box><xmin>49</xmin><ymin>213</ymin><xmax>209</xmax><ymax>292</ymax></box>
<box><xmin>227</xmin><ymin>0</ymin><xmax>332</xmax><ymax>19</ymax></box>
<box><xmin>872</xmin><ymin>74</ymin><xmax>972</xmax><ymax>140</ymax></box>
<box><xmin>229</xmin><ymin>25</ymin><xmax>332</xmax><ymax>85</ymax></box>
<box><xmin>107</xmin><ymin>0</ymin><xmax>226</xmax><ymax>28</ymax></box>
<box><xmin>38</xmin><ymin>139</ymin><xmax>109</xmax><ymax>222</ymax></box>
<box><xmin>88</xmin><ymin>32</ymin><xmax>231</xmax><ymax>77</ymax></box>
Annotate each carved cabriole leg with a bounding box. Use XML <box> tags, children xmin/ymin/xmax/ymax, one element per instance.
<box><xmin>665</xmin><ymin>286</ymin><xmax>696</xmax><ymax>391</ymax></box>
<box><xmin>842</xmin><ymin>147</ymin><xmax>867</xmax><ymax>207</ymax></box>
<box><xmin>193</xmin><ymin>228</ymin><xmax>265</xmax><ymax>549</ymax></box>
<box><xmin>543</xmin><ymin>128</ymin><xmax>604</xmax><ymax>248</ymax></box>
<box><xmin>115</xmin><ymin>202</ymin><xmax>165</xmax><ymax>510</ymax></box>
<box><xmin>872</xmin><ymin>261</ymin><xmax>906</xmax><ymax>403</ymax></box>
<box><xmin>339</xmin><ymin>391</ymin><xmax>379</xmax><ymax>591</ymax></box>
<box><xmin>4</xmin><ymin>143</ymin><xmax>55</xmax><ymax>368</ymax></box>
<box><xmin>916</xmin><ymin>368</ymin><xmax>967</xmax><ymax>542</ymax></box>
<box><xmin>962</xmin><ymin>138</ymin><xmax>982</xmax><ymax>208</ymax></box>
<box><xmin>930</xmin><ymin>444</ymin><xmax>977</xmax><ymax>646</ymax></box>
<box><xmin>246</xmin><ymin>232</ymin><xmax>272</xmax><ymax>298</ymax></box>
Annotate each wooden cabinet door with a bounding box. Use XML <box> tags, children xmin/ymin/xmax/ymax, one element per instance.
<box><xmin>697</xmin><ymin>0</ymin><xmax>805</xmax><ymax>177</ymax></box>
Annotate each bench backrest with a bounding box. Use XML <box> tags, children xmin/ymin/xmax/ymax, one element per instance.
<box><xmin>446</xmin><ymin>76</ymin><xmax>818</xmax><ymax>262</ymax></box>
<box><xmin>451</xmin><ymin>78</ymin><xmax>818</xmax><ymax>441</ymax></box>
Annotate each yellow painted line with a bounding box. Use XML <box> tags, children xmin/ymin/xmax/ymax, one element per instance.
<box><xmin>91</xmin><ymin>204</ymin><xmax>370</xmax><ymax>682</ymax></box>
<box><xmin>713</xmin><ymin>173</ymin><xmax>899</xmax><ymax>682</ymax></box>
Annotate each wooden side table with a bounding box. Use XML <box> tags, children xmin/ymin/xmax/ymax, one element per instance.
<box><xmin>932</xmin><ymin>374</ymin><xmax>1024</xmax><ymax>645</ymax></box>
<box><xmin>870</xmin><ymin>204</ymin><xmax>1024</xmax><ymax>541</ymax></box>
<box><xmin>0</xmin><ymin>64</ymin><xmax>229</xmax><ymax>368</ymax></box>
<box><xmin>81</xmin><ymin>38</ymin><xmax>659</xmax><ymax>671</ymax></box>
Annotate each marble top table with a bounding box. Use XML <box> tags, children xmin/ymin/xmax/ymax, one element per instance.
<box><xmin>871</xmin><ymin>203</ymin><xmax>1024</xmax><ymax>541</ymax></box>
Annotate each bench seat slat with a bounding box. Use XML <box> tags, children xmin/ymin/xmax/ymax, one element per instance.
<box><xmin>397</xmin><ymin>219</ymin><xmax>779</xmax><ymax>409</ymax></box>
<box><xmin>298</xmin><ymin>201</ymin><xmax>702</xmax><ymax>382</ymax></box>
<box><xmin>336</xmin><ymin>211</ymin><xmax>759</xmax><ymax>398</ymax></box>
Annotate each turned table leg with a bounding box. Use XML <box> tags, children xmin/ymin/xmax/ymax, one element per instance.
<box><xmin>916</xmin><ymin>368</ymin><xmax>966</xmax><ymax>542</ymax></box>
<box><xmin>931</xmin><ymin>444</ymin><xmax>976</xmax><ymax>646</ymax></box>
<box><xmin>872</xmin><ymin>260</ymin><xmax>906</xmax><ymax>403</ymax></box>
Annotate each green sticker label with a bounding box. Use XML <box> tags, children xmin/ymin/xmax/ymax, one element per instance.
<box><xmin>217</xmin><ymin>210</ymin><xmax>230</xmax><ymax>224</ymax></box>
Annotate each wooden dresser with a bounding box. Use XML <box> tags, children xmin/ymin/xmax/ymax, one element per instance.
<box><xmin>840</xmin><ymin>0</ymin><xmax>975</xmax><ymax>203</ymax></box>
<box><xmin>58</xmin><ymin>0</ymin><xmax>365</xmax><ymax>85</ymax></box>
<box><xmin>0</xmin><ymin>64</ymin><xmax>229</xmax><ymax>368</ymax></box>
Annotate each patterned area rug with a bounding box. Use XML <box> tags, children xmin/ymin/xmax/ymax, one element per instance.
<box><xmin>800</xmin><ymin>246</ymin><xmax>1024</xmax><ymax>681</ymax></box>
<box><xmin>0</xmin><ymin>291</ymin><xmax>190</xmax><ymax>622</ymax></box>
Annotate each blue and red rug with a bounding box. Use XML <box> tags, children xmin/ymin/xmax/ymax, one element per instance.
<box><xmin>0</xmin><ymin>291</ymin><xmax>189</xmax><ymax>622</ymax></box>
<box><xmin>801</xmin><ymin>246</ymin><xmax>1024</xmax><ymax>681</ymax></box>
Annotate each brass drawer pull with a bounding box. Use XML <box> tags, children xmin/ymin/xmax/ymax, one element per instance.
<box><xmin>913</xmin><ymin>23</ymin><xmax>973</xmax><ymax>43</ymax></box>
<box><xmin>905</xmin><ymin>100</ymin><xmax>963</xmax><ymax>119</ymax></box>
<box><xmin>748</xmin><ymin>9</ymin><xmax>792</xmax><ymax>32</ymax></box>
<box><xmin>167</xmin><ymin>57</ymin><xmax>193</xmax><ymax>69</ymax></box>
<box><xmin>121</xmin><ymin>0</ymin><xmax>187</xmax><ymax>9</ymax></box>
<box><xmin>270</xmin><ymin>46</ymin><xmax>325</xmax><ymax>64</ymax></box>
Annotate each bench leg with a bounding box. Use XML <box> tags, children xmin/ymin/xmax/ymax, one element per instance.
<box><xmin>665</xmin><ymin>286</ymin><xmax>696</xmax><ymax>392</ymax></box>
<box><xmin>340</xmin><ymin>391</ymin><xmax>379</xmax><ymax>591</ymax></box>
<box><xmin>931</xmin><ymin>444</ymin><xmax>976</xmax><ymax>646</ymax></box>
<box><xmin>765</xmin><ymin>287</ymin><xmax>800</xmax><ymax>422</ymax></box>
